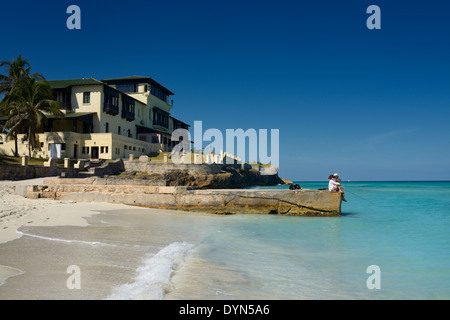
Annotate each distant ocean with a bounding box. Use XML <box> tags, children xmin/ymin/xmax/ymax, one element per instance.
<box><xmin>0</xmin><ymin>181</ymin><xmax>449</xmax><ymax>299</ymax></box>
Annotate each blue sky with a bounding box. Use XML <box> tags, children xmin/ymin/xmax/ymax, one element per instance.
<box><xmin>1</xmin><ymin>0</ymin><xmax>449</xmax><ymax>181</ymax></box>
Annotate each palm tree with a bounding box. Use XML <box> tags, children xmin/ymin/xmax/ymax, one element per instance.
<box><xmin>0</xmin><ymin>77</ymin><xmax>63</xmax><ymax>158</ymax></box>
<box><xmin>0</xmin><ymin>55</ymin><xmax>44</xmax><ymax>156</ymax></box>
<box><xmin>0</xmin><ymin>54</ymin><xmax>44</xmax><ymax>95</ymax></box>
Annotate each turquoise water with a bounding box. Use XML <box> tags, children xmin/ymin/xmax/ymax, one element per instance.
<box><xmin>1</xmin><ymin>181</ymin><xmax>449</xmax><ymax>299</ymax></box>
<box><xmin>168</xmin><ymin>181</ymin><xmax>450</xmax><ymax>299</ymax></box>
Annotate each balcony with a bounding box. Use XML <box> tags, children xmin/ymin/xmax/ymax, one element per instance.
<box><xmin>103</xmin><ymin>103</ymin><xmax>119</xmax><ymax>116</ymax></box>
<box><xmin>122</xmin><ymin>109</ymin><xmax>135</xmax><ymax>122</ymax></box>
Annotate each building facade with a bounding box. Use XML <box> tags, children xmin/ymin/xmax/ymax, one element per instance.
<box><xmin>0</xmin><ymin>76</ymin><xmax>189</xmax><ymax>160</ymax></box>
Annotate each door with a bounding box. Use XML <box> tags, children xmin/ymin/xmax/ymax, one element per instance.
<box><xmin>91</xmin><ymin>146</ymin><xmax>99</xmax><ymax>159</ymax></box>
<box><xmin>73</xmin><ymin>144</ymin><xmax>78</xmax><ymax>159</ymax></box>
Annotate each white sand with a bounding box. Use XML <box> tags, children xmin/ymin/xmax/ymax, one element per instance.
<box><xmin>0</xmin><ymin>178</ymin><xmax>146</xmax><ymax>287</ymax></box>
<box><xmin>0</xmin><ymin>179</ymin><xmax>145</xmax><ymax>244</ymax></box>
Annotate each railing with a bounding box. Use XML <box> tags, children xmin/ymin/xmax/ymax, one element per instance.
<box><xmin>103</xmin><ymin>103</ymin><xmax>119</xmax><ymax>115</ymax></box>
<box><xmin>153</xmin><ymin>120</ymin><xmax>169</xmax><ymax>128</ymax></box>
<box><xmin>122</xmin><ymin>110</ymin><xmax>135</xmax><ymax>122</ymax></box>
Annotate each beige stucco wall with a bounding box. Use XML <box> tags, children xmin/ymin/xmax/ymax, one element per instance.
<box><xmin>127</xmin><ymin>88</ymin><xmax>173</xmax><ymax>114</ymax></box>
<box><xmin>0</xmin><ymin>81</ymin><xmax>185</xmax><ymax>160</ymax></box>
<box><xmin>71</xmin><ymin>85</ymin><xmax>102</xmax><ymax>132</ymax></box>
<box><xmin>0</xmin><ymin>132</ymin><xmax>159</xmax><ymax>160</ymax></box>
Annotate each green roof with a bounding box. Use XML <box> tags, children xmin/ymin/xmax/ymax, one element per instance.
<box><xmin>48</xmin><ymin>76</ymin><xmax>175</xmax><ymax>95</ymax></box>
<box><xmin>102</xmin><ymin>75</ymin><xmax>151</xmax><ymax>81</ymax></box>
<box><xmin>0</xmin><ymin>112</ymin><xmax>96</xmax><ymax>122</ymax></box>
<box><xmin>102</xmin><ymin>75</ymin><xmax>174</xmax><ymax>95</ymax></box>
<box><xmin>47</xmin><ymin>78</ymin><xmax>104</xmax><ymax>89</ymax></box>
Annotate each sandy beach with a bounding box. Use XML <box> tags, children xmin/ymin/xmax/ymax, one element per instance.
<box><xmin>0</xmin><ymin>178</ymin><xmax>147</xmax><ymax>291</ymax></box>
<box><xmin>0</xmin><ymin>178</ymin><xmax>224</xmax><ymax>300</ymax></box>
<box><xmin>0</xmin><ymin>179</ymin><xmax>146</xmax><ymax>244</ymax></box>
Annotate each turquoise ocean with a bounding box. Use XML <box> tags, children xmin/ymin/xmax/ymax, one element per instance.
<box><xmin>0</xmin><ymin>181</ymin><xmax>449</xmax><ymax>299</ymax></box>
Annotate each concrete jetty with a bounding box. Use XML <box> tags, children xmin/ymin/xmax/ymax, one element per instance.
<box><xmin>18</xmin><ymin>177</ymin><xmax>342</xmax><ymax>216</ymax></box>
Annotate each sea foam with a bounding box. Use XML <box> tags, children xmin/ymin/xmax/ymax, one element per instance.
<box><xmin>106</xmin><ymin>241</ymin><xmax>194</xmax><ymax>300</ymax></box>
<box><xmin>16</xmin><ymin>231</ymin><xmax>115</xmax><ymax>247</ymax></box>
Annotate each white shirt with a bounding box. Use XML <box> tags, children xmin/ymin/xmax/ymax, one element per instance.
<box><xmin>328</xmin><ymin>179</ymin><xmax>341</xmax><ymax>191</ymax></box>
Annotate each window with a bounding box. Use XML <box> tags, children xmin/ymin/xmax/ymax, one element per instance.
<box><xmin>100</xmin><ymin>146</ymin><xmax>109</xmax><ymax>154</ymax></box>
<box><xmin>153</xmin><ymin>109</ymin><xmax>169</xmax><ymax>128</ymax></box>
<box><xmin>150</xmin><ymin>86</ymin><xmax>167</xmax><ymax>102</ymax></box>
<box><xmin>105</xmin><ymin>122</ymin><xmax>109</xmax><ymax>133</ymax></box>
<box><xmin>127</xmin><ymin>129</ymin><xmax>132</xmax><ymax>138</ymax></box>
<box><xmin>151</xmin><ymin>135</ymin><xmax>159</xmax><ymax>143</ymax></box>
<box><xmin>121</xmin><ymin>96</ymin><xmax>135</xmax><ymax>121</ymax></box>
<box><xmin>82</xmin><ymin>147</ymin><xmax>90</xmax><ymax>154</ymax></box>
<box><xmin>118</xmin><ymin>126</ymin><xmax>121</xmax><ymax>135</ymax></box>
<box><xmin>116</xmin><ymin>83</ymin><xmax>136</xmax><ymax>93</ymax></box>
<box><xmin>103</xmin><ymin>89</ymin><xmax>119</xmax><ymax>115</ymax></box>
<box><xmin>83</xmin><ymin>92</ymin><xmax>90</xmax><ymax>104</ymax></box>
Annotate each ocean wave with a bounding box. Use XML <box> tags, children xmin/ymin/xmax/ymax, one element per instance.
<box><xmin>16</xmin><ymin>231</ymin><xmax>117</xmax><ymax>247</ymax></box>
<box><xmin>0</xmin><ymin>265</ymin><xmax>25</xmax><ymax>287</ymax></box>
<box><xmin>106</xmin><ymin>241</ymin><xmax>194</xmax><ymax>300</ymax></box>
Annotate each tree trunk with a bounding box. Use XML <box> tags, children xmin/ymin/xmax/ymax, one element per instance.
<box><xmin>14</xmin><ymin>133</ymin><xmax>18</xmax><ymax>157</ymax></box>
<box><xmin>28</xmin><ymin>127</ymin><xmax>31</xmax><ymax>158</ymax></box>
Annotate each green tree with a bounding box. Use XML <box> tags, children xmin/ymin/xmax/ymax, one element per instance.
<box><xmin>0</xmin><ymin>55</ymin><xmax>45</xmax><ymax>156</ymax></box>
<box><xmin>1</xmin><ymin>77</ymin><xmax>63</xmax><ymax>158</ymax></box>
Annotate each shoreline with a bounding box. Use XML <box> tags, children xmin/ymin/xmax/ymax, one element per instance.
<box><xmin>0</xmin><ymin>186</ymin><xmax>221</xmax><ymax>299</ymax></box>
<box><xmin>0</xmin><ymin>179</ymin><xmax>150</xmax><ymax>290</ymax></box>
<box><xmin>0</xmin><ymin>179</ymin><xmax>148</xmax><ymax>244</ymax></box>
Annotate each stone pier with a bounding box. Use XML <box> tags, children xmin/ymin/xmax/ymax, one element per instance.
<box><xmin>18</xmin><ymin>177</ymin><xmax>342</xmax><ymax>216</ymax></box>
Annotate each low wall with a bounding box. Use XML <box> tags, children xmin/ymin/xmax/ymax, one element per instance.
<box><xmin>124</xmin><ymin>161</ymin><xmax>223</xmax><ymax>174</ymax></box>
<box><xmin>21</xmin><ymin>179</ymin><xmax>342</xmax><ymax>216</ymax></box>
<box><xmin>0</xmin><ymin>159</ymin><xmax>126</xmax><ymax>181</ymax></box>
<box><xmin>0</xmin><ymin>164</ymin><xmax>75</xmax><ymax>181</ymax></box>
<box><xmin>88</xmin><ymin>159</ymin><xmax>125</xmax><ymax>177</ymax></box>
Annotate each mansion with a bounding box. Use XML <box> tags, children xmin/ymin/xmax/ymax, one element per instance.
<box><xmin>0</xmin><ymin>75</ymin><xmax>189</xmax><ymax>160</ymax></box>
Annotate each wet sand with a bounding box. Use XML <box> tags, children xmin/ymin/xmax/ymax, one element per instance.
<box><xmin>0</xmin><ymin>179</ymin><xmax>150</xmax><ymax>297</ymax></box>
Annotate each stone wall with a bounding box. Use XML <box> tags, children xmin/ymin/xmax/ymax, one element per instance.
<box><xmin>124</xmin><ymin>161</ymin><xmax>223</xmax><ymax>174</ymax></box>
<box><xmin>122</xmin><ymin>161</ymin><xmax>285</xmax><ymax>188</ymax></box>
<box><xmin>23</xmin><ymin>179</ymin><xmax>342</xmax><ymax>216</ymax></box>
<box><xmin>0</xmin><ymin>164</ymin><xmax>63</xmax><ymax>181</ymax></box>
<box><xmin>88</xmin><ymin>159</ymin><xmax>125</xmax><ymax>177</ymax></box>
